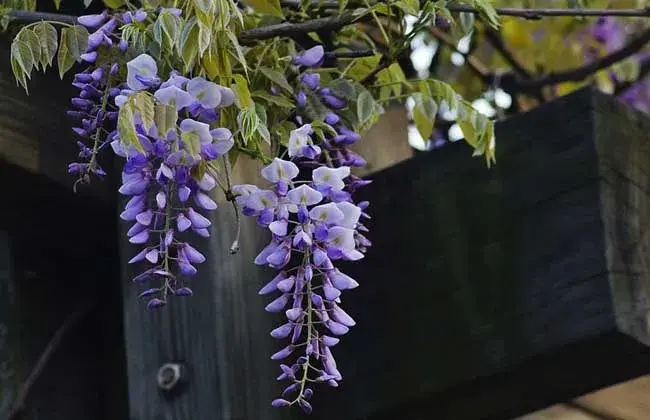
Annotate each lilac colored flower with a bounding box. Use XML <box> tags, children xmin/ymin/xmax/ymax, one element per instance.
<box><xmin>312</xmin><ymin>166</ymin><xmax>350</xmax><ymax>191</ymax></box>
<box><xmin>180</xmin><ymin>119</ymin><xmax>212</xmax><ymax>144</ymax></box>
<box><xmin>293</xmin><ymin>45</ymin><xmax>325</xmax><ymax>68</ymax></box>
<box><xmin>300</xmin><ymin>73</ymin><xmax>320</xmax><ymax>90</ymax></box>
<box><xmin>187</xmin><ymin>77</ymin><xmax>222</xmax><ymax>108</ymax></box>
<box><xmin>261</xmin><ymin>158</ymin><xmax>299</xmax><ymax>184</ymax></box>
<box><xmin>154</xmin><ymin>85</ymin><xmax>194</xmax><ymax>110</ymax></box>
<box><xmin>286</xmin><ymin>185</ymin><xmax>323</xmax><ymax>207</ymax></box>
<box><xmin>126</xmin><ymin>54</ymin><xmax>159</xmax><ymax>91</ymax></box>
<box><xmin>77</xmin><ymin>11</ymin><xmax>108</xmax><ymax>28</ymax></box>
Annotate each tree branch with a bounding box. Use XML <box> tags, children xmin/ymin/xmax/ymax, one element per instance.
<box><xmin>428</xmin><ymin>26</ymin><xmax>492</xmax><ymax>83</ymax></box>
<box><xmin>7</xmin><ymin>5</ymin><xmax>650</xmax><ymax>46</ymax></box>
<box><xmin>280</xmin><ymin>1</ymin><xmax>650</xmax><ymax>19</ymax></box>
<box><xmin>327</xmin><ymin>49</ymin><xmax>376</xmax><ymax>58</ymax></box>
<box><xmin>483</xmin><ymin>27</ymin><xmax>532</xmax><ymax>79</ymax></box>
<box><xmin>7</xmin><ymin>300</ymin><xmax>93</xmax><ymax>420</ymax></box>
<box><xmin>512</xmin><ymin>27</ymin><xmax>650</xmax><ymax>91</ymax></box>
<box><xmin>238</xmin><ymin>12</ymin><xmax>363</xmax><ymax>44</ymax></box>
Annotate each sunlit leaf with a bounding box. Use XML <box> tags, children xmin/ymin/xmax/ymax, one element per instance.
<box><xmin>57</xmin><ymin>25</ymin><xmax>89</xmax><ymax>79</ymax></box>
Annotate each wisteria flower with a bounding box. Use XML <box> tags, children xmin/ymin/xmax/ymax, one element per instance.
<box><xmin>126</xmin><ymin>54</ymin><xmax>160</xmax><ymax>91</ymax></box>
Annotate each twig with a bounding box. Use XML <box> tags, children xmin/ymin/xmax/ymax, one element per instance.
<box><xmin>448</xmin><ymin>4</ymin><xmax>650</xmax><ymax>19</ymax></box>
<box><xmin>428</xmin><ymin>26</ymin><xmax>492</xmax><ymax>83</ymax></box>
<box><xmin>280</xmin><ymin>1</ymin><xmax>650</xmax><ymax>19</ymax></box>
<box><xmin>483</xmin><ymin>27</ymin><xmax>532</xmax><ymax>79</ymax></box>
<box><xmin>5</xmin><ymin>10</ymin><xmax>77</xmax><ymax>25</ymax></box>
<box><xmin>238</xmin><ymin>12</ymin><xmax>363</xmax><ymax>44</ymax></box>
<box><xmin>513</xmin><ymin>27</ymin><xmax>650</xmax><ymax>91</ymax></box>
<box><xmin>327</xmin><ymin>49</ymin><xmax>376</xmax><ymax>58</ymax></box>
<box><xmin>7</xmin><ymin>300</ymin><xmax>93</xmax><ymax>420</ymax></box>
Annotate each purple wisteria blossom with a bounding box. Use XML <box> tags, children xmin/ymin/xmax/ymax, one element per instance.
<box><xmin>233</xmin><ymin>44</ymin><xmax>373</xmax><ymax>412</ymax></box>
<box><xmin>585</xmin><ymin>17</ymin><xmax>650</xmax><ymax>114</ymax></box>
<box><xmin>234</xmin><ymin>152</ymin><xmax>369</xmax><ymax>412</ymax></box>
<box><xmin>115</xmin><ymin>55</ymin><xmax>235</xmax><ymax>308</ymax></box>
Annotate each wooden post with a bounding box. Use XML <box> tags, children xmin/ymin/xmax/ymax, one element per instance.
<box><xmin>0</xmin><ymin>160</ymin><xmax>126</xmax><ymax>419</ymax></box>
<box><xmin>0</xmin><ymin>231</ymin><xmax>20</xmax><ymax>415</ymax></box>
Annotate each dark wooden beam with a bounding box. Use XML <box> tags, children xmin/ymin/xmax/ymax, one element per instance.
<box><xmin>0</xmin><ymin>159</ymin><xmax>127</xmax><ymax>420</ymax></box>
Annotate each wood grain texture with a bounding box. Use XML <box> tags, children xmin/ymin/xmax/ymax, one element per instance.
<box><xmin>0</xmin><ymin>159</ymin><xmax>127</xmax><ymax>420</ymax></box>
<box><xmin>0</xmin><ymin>232</ymin><xmax>20</xmax><ymax>416</ymax></box>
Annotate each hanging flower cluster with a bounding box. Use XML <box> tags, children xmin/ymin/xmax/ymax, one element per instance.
<box><xmin>62</xmin><ymin>9</ymin><xmax>373</xmax><ymax>412</ymax></box>
<box><xmin>232</xmin><ymin>45</ymin><xmax>372</xmax><ymax>412</ymax></box>
<box><xmin>67</xmin><ymin>9</ymin><xmax>126</xmax><ymax>185</ymax></box>
<box><xmin>116</xmin><ymin>55</ymin><xmax>236</xmax><ymax>308</ymax></box>
<box><xmin>65</xmin><ymin>8</ymin><xmax>238</xmax><ymax>308</ymax></box>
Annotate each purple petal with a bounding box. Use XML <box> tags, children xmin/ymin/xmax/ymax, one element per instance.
<box><xmin>265</xmin><ymin>294</ymin><xmax>289</xmax><ymax>312</ymax></box>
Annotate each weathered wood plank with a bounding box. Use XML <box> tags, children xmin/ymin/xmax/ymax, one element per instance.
<box><xmin>307</xmin><ymin>88</ymin><xmax>650</xmax><ymax>419</ymax></box>
<box><xmin>0</xmin><ymin>159</ymin><xmax>127</xmax><ymax>419</ymax></box>
<box><xmin>0</xmin><ymin>231</ymin><xmax>19</xmax><ymax>416</ymax></box>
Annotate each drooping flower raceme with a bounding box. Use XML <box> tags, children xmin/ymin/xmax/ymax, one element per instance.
<box><xmin>116</xmin><ymin>55</ymin><xmax>236</xmax><ymax>308</ymax></box>
<box><xmin>234</xmin><ymin>150</ymin><xmax>369</xmax><ymax>413</ymax></box>
<box><xmin>231</xmin><ymin>45</ymin><xmax>373</xmax><ymax>411</ymax></box>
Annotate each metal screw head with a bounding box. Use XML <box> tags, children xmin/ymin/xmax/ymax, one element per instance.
<box><xmin>157</xmin><ymin>363</ymin><xmax>183</xmax><ymax>391</ymax></box>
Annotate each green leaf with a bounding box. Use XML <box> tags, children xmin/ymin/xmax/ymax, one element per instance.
<box><xmin>118</xmin><ymin>92</ymin><xmax>155</xmax><ymax>152</ymax></box>
<box><xmin>181</xmin><ymin>131</ymin><xmax>202</xmax><ymax>157</ymax></box>
<box><xmin>154</xmin><ymin>102</ymin><xmax>178</xmax><ymax>138</ymax></box>
<box><xmin>412</xmin><ymin>92</ymin><xmax>437</xmax><ymax>140</ymax></box>
<box><xmin>247</xmin><ymin>0</ymin><xmax>284</xmax><ymax>17</ymax></box>
<box><xmin>357</xmin><ymin>91</ymin><xmax>375</xmax><ymax>126</ymax></box>
<box><xmin>134</xmin><ymin>92</ymin><xmax>155</xmax><ymax>132</ymax></box>
<box><xmin>197</xmin><ymin>20</ymin><xmax>211</xmax><ymax>56</ymax></box>
<box><xmin>232</xmin><ymin>74</ymin><xmax>254</xmax><ymax>109</ymax></box>
<box><xmin>458</xmin><ymin>120</ymin><xmax>476</xmax><ymax>146</ymax></box>
<box><xmin>10</xmin><ymin>39</ymin><xmax>34</xmax><ymax>87</ymax></box>
<box><xmin>57</xmin><ymin>25</ymin><xmax>89</xmax><ymax>79</ymax></box>
<box><xmin>458</xmin><ymin>12</ymin><xmax>475</xmax><ymax>36</ymax></box>
<box><xmin>104</xmin><ymin>0</ymin><xmax>126</xmax><ymax>7</ymax></box>
<box><xmin>472</xmin><ymin>0</ymin><xmax>500</xmax><ymax>29</ymax></box>
<box><xmin>180</xmin><ymin>19</ymin><xmax>200</xmax><ymax>72</ymax></box>
<box><xmin>346</xmin><ymin>54</ymin><xmax>382</xmax><ymax>81</ymax></box>
<box><xmin>118</xmin><ymin>103</ymin><xmax>140</xmax><ymax>151</ymax></box>
<box><xmin>394</xmin><ymin>0</ymin><xmax>419</xmax><ymax>15</ymax></box>
<box><xmin>195</xmin><ymin>0</ymin><xmax>215</xmax><ymax>14</ymax></box>
<box><xmin>226</xmin><ymin>29</ymin><xmax>248</xmax><ymax>77</ymax></box>
<box><xmin>252</xmin><ymin>90</ymin><xmax>295</xmax><ymax>108</ymax></box>
<box><xmin>32</xmin><ymin>22</ymin><xmax>58</xmax><ymax>69</ymax></box>
<box><xmin>10</xmin><ymin>47</ymin><xmax>29</xmax><ymax>93</ymax></box>
<box><xmin>303</xmin><ymin>89</ymin><xmax>331</xmax><ymax>122</ymax></box>
<box><xmin>328</xmin><ymin>78</ymin><xmax>356</xmax><ymax>101</ymax></box>
<box><xmin>612</xmin><ymin>58</ymin><xmax>640</xmax><ymax>82</ymax></box>
<box><xmin>259</xmin><ymin>66</ymin><xmax>293</xmax><ymax>93</ymax></box>
<box><xmin>376</xmin><ymin>62</ymin><xmax>406</xmax><ymax>100</ymax></box>
<box><xmin>17</xmin><ymin>28</ymin><xmax>40</xmax><ymax>70</ymax></box>
<box><xmin>154</xmin><ymin>10</ymin><xmax>182</xmax><ymax>51</ymax></box>
<box><xmin>237</xmin><ymin>107</ymin><xmax>259</xmax><ymax>144</ymax></box>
